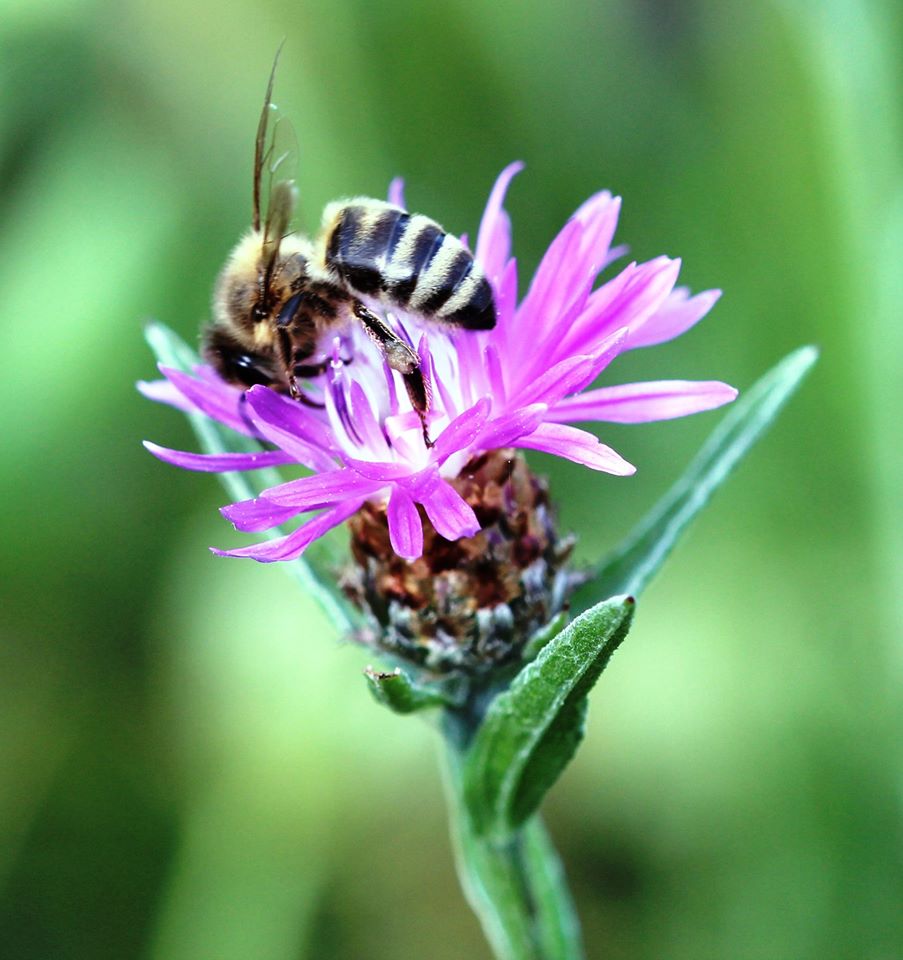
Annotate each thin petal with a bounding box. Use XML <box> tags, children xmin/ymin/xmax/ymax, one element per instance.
<box><xmin>344</xmin><ymin>458</ymin><xmax>414</xmax><ymax>482</ymax></box>
<box><xmin>479</xmin><ymin>403</ymin><xmax>548</xmax><ymax>449</ymax></box>
<box><xmin>475</xmin><ymin>161</ymin><xmax>524</xmax><ymax>280</ymax></box>
<box><xmin>628</xmin><ymin>287</ymin><xmax>722</xmax><ymax>349</ymax></box>
<box><xmin>212</xmin><ymin>499</ymin><xmax>362</xmax><ymax>561</ymax></box>
<box><xmin>566</xmin><ymin>257</ymin><xmax>681</xmax><ymax>355</ymax></box>
<box><xmin>572</xmin><ymin>192</ymin><xmax>622</xmax><ymax>279</ymax></box>
<box><xmin>220</xmin><ymin>497</ymin><xmax>302</xmax><ymax>533</ymax></box>
<box><xmin>261</xmin><ymin>468</ymin><xmax>384</xmax><ymax>508</ymax></box>
<box><xmin>159</xmin><ymin>366</ymin><xmax>252</xmax><ymax>436</ymax></box>
<box><xmin>388</xmin><ymin>176</ymin><xmax>406</xmax><ymax>209</ymax></box>
<box><xmin>143</xmin><ymin>441</ymin><xmax>296</xmax><ymax>472</ymax></box>
<box><xmin>515</xmin><ymin>193</ymin><xmax>620</xmax><ymax>350</ymax></box>
<box><xmin>137</xmin><ymin>378</ymin><xmax>194</xmax><ymax>413</ymax></box>
<box><xmin>517</xmin><ymin>422</ymin><xmax>636</xmax><ymax>475</ymax></box>
<box><xmin>491</xmin><ymin>256</ymin><xmax>519</xmax><ymax>343</ymax></box>
<box><xmin>387</xmin><ymin>485</ymin><xmax>423</xmax><ymax>560</ymax></box>
<box><xmin>349</xmin><ymin>380</ymin><xmax>390</xmax><ymax>455</ymax></box>
<box><xmin>433</xmin><ymin>397</ymin><xmax>491</xmax><ymax>464</ymax></box>
<box><xmin>517</xmin><ymin>218</ymin><xmax>584</xmax><ymax>335</ymax></box>
<box><xmin>419</xmin><ymin>474</ymin><xmax>480</xmax><ymax>541</ymax></box>
<box><xmin>548</xmin><ymin>380</ymin><xmax>738</xmax><ymax>424</ymax></box>
<box><xmin>566</xmin><ymin>328</ymin><xmax>631</xmax><ymax>396</ymax></box>
<box><xmin>508</xmin><ymin>328</ymin><xmax>628</xmax><ymax>407</ymax></box>
<box><xmin>244</xmin><ymin>386</ymin><xmax>337</xmax><ymax>471</ymax></box>
<box><xmin>509</xmin><ymin>354</ymin><xmax>595</xmax><ymax>407</ymax></box>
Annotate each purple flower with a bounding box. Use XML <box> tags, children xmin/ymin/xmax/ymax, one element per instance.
<box><xmin>141</xmin><ymin>163</ymin><xmax>736</xmax><ymax>562</ymax></box>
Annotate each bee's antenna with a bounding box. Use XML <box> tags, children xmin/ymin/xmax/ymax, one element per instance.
<box><xmin>252</xmin><ymin>41</ymin><xmax>286</xmax><ymax>231</ymax></box>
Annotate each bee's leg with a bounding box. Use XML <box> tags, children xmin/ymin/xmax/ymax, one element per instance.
<box><xmin>275</xmin><ymin>328</ymin><xmax>303</xmax><ymax>400</ymax></box>
<box><xmin>352</xmin><ymin>301</ymin><xmax>433</xmax><ymax>447</ymax></box>
<box><xmin>402</xmin><ymin>370</ymin><xmax>434</xmax><ymax>449</ymax></box>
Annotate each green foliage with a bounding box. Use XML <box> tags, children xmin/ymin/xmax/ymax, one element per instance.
<box><xmin>364</xmin><ymin>666</ymin><xmax>466</xmax><ymax>714</ymax></box>
<box><xmin>3</xmin><ymin>2</ymin><xmax>901</xmax><ymax>958</ymax></box>
<box><xmin>457</xmin><ymin>346</ymin><xmax>817</xmax><ymax>850</ymax></box>
<box><xmin>462</xmin><ymin>597</ymin><xmax>635</xmax><ymax>840</ymax></box>
<box><xmin>572</xmin><ymin>345</ymin><xmax>820</xmax><ymax>610</ymax></box>
<box><xmin>445</xmin><ymin>750</ymin><xmax>584</xmax><ymax>960</ymax></box>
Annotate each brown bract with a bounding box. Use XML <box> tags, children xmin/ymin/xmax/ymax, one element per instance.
<box><xmin>343</xmin><ymin>451</ymin><xmax>579</xmax><ymax>674</ymax></box>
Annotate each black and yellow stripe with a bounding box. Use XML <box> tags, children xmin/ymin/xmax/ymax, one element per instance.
<box><xmin>321</xmin><ymin>200</ymin><xmax>496</xmax><ymax>330</ymax></box>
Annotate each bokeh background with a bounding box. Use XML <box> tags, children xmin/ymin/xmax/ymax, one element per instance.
<box><xmin>2</xmin><ymin>0</ymin><xmax>901</xmax><ymax>957</ymax></box>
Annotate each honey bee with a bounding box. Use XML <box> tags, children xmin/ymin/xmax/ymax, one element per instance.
<box><xmin>202</xmin><ymin>57</ymin><xmax>496</xmax><ymax>446</ymax></box>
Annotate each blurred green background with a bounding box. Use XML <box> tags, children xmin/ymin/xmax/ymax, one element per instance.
<box><xmin>2</xmin><ymin>0</ymin><xmax>901</xmax><ymax>957</ymax></box>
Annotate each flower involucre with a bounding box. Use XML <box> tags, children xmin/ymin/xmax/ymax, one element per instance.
<box><xmin>142</xmin><ymin>164</ymin><xmax>736</xmax><ymax>572</ymax></box>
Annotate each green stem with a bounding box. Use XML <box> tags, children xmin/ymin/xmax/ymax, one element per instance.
<box><xmin>442</xmin><ymin>740</ymin><xmax>584</xmax><ymax>960</ymax></box>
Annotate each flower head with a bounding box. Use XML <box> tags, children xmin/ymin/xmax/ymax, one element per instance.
<box><xmin>142</xmin><ymin>163</ymin><xmax>736</xmax><ymax>566</ymax></box>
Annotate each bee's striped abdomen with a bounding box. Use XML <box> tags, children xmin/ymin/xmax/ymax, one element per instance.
<box><xmin>322</xmin><ymin>200</ymin><xmax>496</xmax><ymax>331</ymax></box>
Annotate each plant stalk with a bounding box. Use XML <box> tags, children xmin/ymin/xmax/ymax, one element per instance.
<box><xmin>442</xmin><ymin>739</ymin><xmax>584</xmax><ymax>960</ymax></box>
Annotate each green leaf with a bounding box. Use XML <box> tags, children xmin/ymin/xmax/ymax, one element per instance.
<box><xmin>461</xmin><ymin>596</ymin><xmax>635</xmax><ymax>840</ymax></box>
<box><xmin>364</xmin><ymin>666</ymin><xmax>466</xmax><ymax>714</ymax></box>
<box><xmin>571</xmin><ymin>345</ymin><xmax>819</xmax><ymax>611</ymax></box>
<box><xmin>143</xmin><ymin>322</ymin><xmax>358</xmax><ymax>635</ymax></box>
<box><xmin>521</xmin><ymin>611</ymin><xmax>569</xmax><ymax>662</ymax></box>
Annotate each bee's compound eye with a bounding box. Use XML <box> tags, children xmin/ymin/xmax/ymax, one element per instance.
<box><xmin>232</xmin><ymin>354</ymin><xmax>274</xmax><ymax>388</ymax></box>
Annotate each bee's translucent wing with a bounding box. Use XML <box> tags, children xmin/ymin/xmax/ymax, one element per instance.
<box><xmin>252</xmin><ymin>46</ymin><xmax>299</xmax><ymax>230</ymax></box>
<box><xmin>252</xmin><ymin>48</ymin><xmax>301</xmax><ymax>300</ymax></box>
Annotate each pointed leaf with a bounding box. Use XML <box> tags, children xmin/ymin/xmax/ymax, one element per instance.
<box><xmin>521</xmin><ymin>611</ymin><xmax>568</xmax><ymax>662</ymax></box>
<box><xmin>572</xmin><ymin>345</ymin><xmax>818</xmax><ymax>611</ymax></box>
<box><xmin>144</xmin><ymin>322</ymin><xmax>358</xmax><ymax>634</ymax></box>
<box><xmin>365</xmin><ymin>666</ymin><xmax>465</xmax><ymax>714</ymax></box>
<box><xmin>462</xmin><ymin>596</ymin><xmax>635</xmax><ymax>839</ymax></box>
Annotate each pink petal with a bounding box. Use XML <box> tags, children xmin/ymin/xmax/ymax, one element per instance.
<box><xmin>517</xmin><ymin>218</ymin><xmax>585</xmax><ymax>334</ymax></box>
<box><xmin>387</xmin><ymin>485</ymin><xmax>423</xmax><ymax>559</ymax></box>
<box><xmin>220</xmin><ymin>497</ymin><xmax>302</xmax><ymax>533</ymax></box>
<box><xmin>490</xmin><ymin>257</ymin><xmax>520</xmax><ymax>347</ymax></box>
<box><xmin>548</xmin><ymin>380</ymin><xmax>738</xmax><ymax>424</ymax></box>
<box><xmin>510</xmin><ymin>329</ymin><xmax>628</xmax><ymax>407</ymax></box>
<box><xmin>509</xmin><ymin>354</ymin><xmax>595</xmax><ymax>407</ymax></box>
<box><xmin>475</xmin><ymin>161</ymin><xmax>524</xmax><ymax>281</ymax></box>
<box><xmin>137</xmin><ymin>378</ymin><xmax>194</xmax><ymax>414</ymax></box>
<box><xmin>212</xmin><ymin>499</ymin><xmax>362</xmax><ymax>561</ymax></box>
<box><xmin>159</xmin><ymin>366</ymin><xmax>253</xmax><ymax>436</ymax></box>
<box><xmin>567</xmin><ymin>257</ymin><xmax>681</xmax><ymax>355</ymax></box>
<box><xmin>484</xmin><ymin>344</ymin><xmax>506</xmax><ymax>402</ymax></box>
<box><xmin>418</xmin><ymin>474</ymin><xmax>480</xmax><ymax>541</ymax></box>
<box><xmin>517</xmin><ymin>422</ymin><xmax>635</xmax><ymax>475</ymax></box>
<box><xmin>572</xmin><ymin>192</ymin><xmax>622</xmax><ymax>278</ymax></box>
<box><xmin>349</xmin><ymin>381</ymin><xmax>390</xmax><ymax>454</ymax></box>
<box><xmin>260</xmin><ymin>468</ymin><xmax>384</xmax><ymax>508</ymax></box>
<box><xmin>629</xmin><ymin>287</ymin><xmax>722</xmax><ymax>349</ymax></box>
<box><xmin>516</xmin><ymin>193</ymin><xmax>621</xmax><ymax>349</ymax></box>
<box><xmin>388</xmin><ymin>176</ymin><xmax>406</xmax><ymax>209</ymax></box>
<box><xmin>433</xmin><ymin>397</ymin><xmax>492</xmax><ymax>464</ymax></box>
<box><xmin>344</xmin><ymin>458</ymin><xmax>414</xmax><ymax>482</ymax></box>
<box><xmin>566</xmin><ymin>328</ymin><xmax>631</xmax><ymax>396</ymax></box>
<box><xmin>244</xmin><ymin>386</ymin><xmax>337</xmax><ymax>471</ymax></box>
<box><xmin>479</xmin><ymin>403</ymin><xmax>548</xmax><ymax>449</ymax></box>
<box><xmin>143</xmin><ymin>441</ymin><xmax>295</xmax><ymax>472</ymax></box>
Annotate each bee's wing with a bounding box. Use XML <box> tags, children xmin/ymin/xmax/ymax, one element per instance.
<box><xmin>252</xmin><ymin>45</ymin><xmax>299</xmax><ymax>230</ymax></box>
<box><xmin>252</xmin><ymin>48</ymin><xmax>301</xmax><ymax>297</ymax></box>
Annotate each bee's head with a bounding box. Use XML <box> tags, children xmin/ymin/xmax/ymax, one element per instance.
<box><xmin>213</xmin><ymin>231</ymin><xmax>312</xmax><ymax>344</ymax></box>
<box><xmin>201</xmin><ymin>321</ymin><xmax>281</xmax><ymax>389</ymax></box>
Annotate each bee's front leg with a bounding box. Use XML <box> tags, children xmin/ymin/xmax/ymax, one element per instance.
<box><xmin>352</xmin><ymin>301</ymin><xmax>433</xmax><ymax>447</ymax></box>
